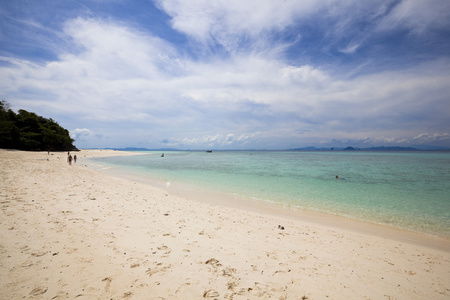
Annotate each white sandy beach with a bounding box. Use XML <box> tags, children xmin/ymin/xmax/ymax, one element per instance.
<box><xmin>0</xmin><ymin>149</ymin><xmax>449</xmax><ymax>299</ymax></box>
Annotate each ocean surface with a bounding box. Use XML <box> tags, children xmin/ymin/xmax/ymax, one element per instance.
<box><xmin>89</xmin><ymin>151</ymin><xmax>450</xmax><ymax>238</ymax></box>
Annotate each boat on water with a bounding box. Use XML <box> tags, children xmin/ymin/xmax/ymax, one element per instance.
<box><xmin>206</xmin><ymin>150</ymin><xmax>212</xmax><ymax>153</ymax></box>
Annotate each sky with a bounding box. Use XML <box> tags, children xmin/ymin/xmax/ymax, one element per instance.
<box><xmin>1</xmin><ymin>0</ymin><xmax>450</xmax><ymax>150</ymax></box>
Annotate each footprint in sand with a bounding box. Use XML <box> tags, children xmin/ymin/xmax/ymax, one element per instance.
<box><xmin>203</xmin><ymin>290</ymin><xmax>220</xmax><ymax>298</ymax></box>
<box><xmin>222</xmin><ymin>267</ymin><xmax>236</xmax><ymax>277</ymax></box>
<box><xmin>31</xmin><ymin>251</ymin><xmax>47</xmax><ymax>257</ymax></box>
<box><xmin>157</xmin><ymin>245</ymin><xmax>171</xmax><ymax>255</ymax></box>
<box><xmin>20</xmin><ymin>245</ymin><xmax>31</xmax><ymax>253</ymax></box>
<box><xmin>29</xmin><ymin>286</ymin><xmax>47</xmax><ymax>296</ymax></box>
<box><xmin>205</xmin><ymin>258</ymin><xmax>221</xmax><ymax>268</ymax></box>
<box><xmin>102</xmin><ymin>277</ymin><xmax>112</xmax><ymax>292</ymax></box>
<box><xmin>146</xmin><ymin>263</ymin><xmax>172</xmax><ymax>277</ymax></box>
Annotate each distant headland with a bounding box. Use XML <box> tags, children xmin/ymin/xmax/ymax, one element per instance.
<box><xmin>86</xmin><ymin>145</ymin><xmax>450</xmax><ymax>152</ymax></box>
<box><xmin>289</xmin><ymin>145</ymin><xmax>450</xmax><ymax>151</ymax></box>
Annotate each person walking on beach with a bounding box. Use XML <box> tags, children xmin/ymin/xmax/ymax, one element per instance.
<box><xmin>67</xmin><ymin>154</ymin><xmax>73</xmax><ymax>165</ymax></box>
<box><xmin>73</xmin><ymin>154</ymin><xmax>77</xmax><ymax>163</ymax></box>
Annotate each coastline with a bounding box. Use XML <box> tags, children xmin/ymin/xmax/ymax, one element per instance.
<box><xmin>1</xmin><ymin>149</ymin><xmax>449</xmax><ymax>299</ymax></box>
<box><xmin>89</xmin><ymin>150</ymin><xmax>450</xmax><ymax>241</ymax></box>
<box><xmin>90</xmin><ymin>151</ymin><xmax>450</xmax><ymax>250</ymax></box>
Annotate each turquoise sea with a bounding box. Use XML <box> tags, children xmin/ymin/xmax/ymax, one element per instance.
<box><xmin>89</xmin><ymin>151</ymin><xmax>450</xmax><ymax>238</ymax></box>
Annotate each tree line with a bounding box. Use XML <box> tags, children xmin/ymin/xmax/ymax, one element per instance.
<box><xmin>0</xmin><ymin>100</ymin><xmax>78</xmax><ymax>151</ymax></box>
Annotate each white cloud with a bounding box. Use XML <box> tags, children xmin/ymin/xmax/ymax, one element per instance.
<box><xmin>2</xmin><ymin>1</ymin><xmax>450</xmax><ymax>149</ymax></box>
<box><xmin>412</xmin><ymin>132</ymin><xmax>450</xmax><ymax>143</ymax></box>
<box><xmin>377</xmin><ymin>0</ymin><xmax>450</xmax><ymax>34</ymax></box>
<box><xmin>70</xmin><ymin>128</ymin><xmax>96</xmax><ymax>141</ymax></box>
<box><xmin>154</xmin><ymin>0</ymin><xmax>325</xmax><ymax>51</ymax></box>
<box><xmin>62</xmin><ymin>17</ymin><xmax>179</xmax><ymax>79</ymax></box>
<box><xmin>153</xmin><ymin>0</ymin><xmax>450</xmax><ymax>56</ymax></box>
<box><xmin>339</xmin><ymin>41</ymin><xmax>361</xmax><ymax>54</ymax></box>
<box><xmin>160</xmin><ymin>133</ymin><xmax>258</xmax><ymax>148</ymax></box>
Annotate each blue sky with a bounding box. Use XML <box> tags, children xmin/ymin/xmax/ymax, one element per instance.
<box><xmin>1</xmin><ymin>0</ymin><xmax>450</xmax><ymax>149</ymax></box>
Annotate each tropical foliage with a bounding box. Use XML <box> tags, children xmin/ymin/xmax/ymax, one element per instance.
<box><xmin>0</xmin><ymin>100</ymin><xmax>77</xmax><ymax>151</ymax></box>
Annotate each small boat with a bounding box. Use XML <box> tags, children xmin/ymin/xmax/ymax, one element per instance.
<box><xmin>206</xmin><ymin>150</ymin><xmax>212</xmax><ymax>153</ymax></box>
<box><xmin>161</xmin><ymin>153</ymin><xmax>164</xmax><ymax>157</ymax></box>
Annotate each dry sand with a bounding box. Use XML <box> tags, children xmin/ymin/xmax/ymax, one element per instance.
<box><xmin>0</xmin><ymin>149</ymin><xmax>449</xmax><ymax>299</ymax></box>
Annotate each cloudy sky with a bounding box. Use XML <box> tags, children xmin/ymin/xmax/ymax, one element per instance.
<box><xmin>1</xmin><ymin>0</ymin><xmax>450</xmax><ymax>149</ymax></box>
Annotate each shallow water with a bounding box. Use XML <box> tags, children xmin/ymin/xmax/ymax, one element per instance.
<box><xmin>90</xmin><ymin>151</ymin><xmax>450</xmax><ymax>238</ymax></box>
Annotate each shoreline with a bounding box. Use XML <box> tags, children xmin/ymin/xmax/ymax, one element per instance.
<box><xmin>88</xmin><ymin>151</ymin><xmax>450</xmax><ymax>251</ymax></box>
<box><xmin>1</xmin><ymin>149</ymin><xmax>449</xmax><ymax>299</ymax></box>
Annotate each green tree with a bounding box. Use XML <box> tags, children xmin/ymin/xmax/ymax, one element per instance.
<box><xmin>0</xmin><ymin>100</ymin><xmax>77</xmax><ymax>151</ymax></box>
<box><xmin>0</xmin><ymin>100</ymin><xmax>18</xmax><ymax>148</ymax></box>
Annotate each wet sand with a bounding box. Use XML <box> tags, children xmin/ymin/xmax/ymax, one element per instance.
<box><xmin>1</xmin><ymin>149</ymin><xmax>449</xmax><ymax>299</ymax></box>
